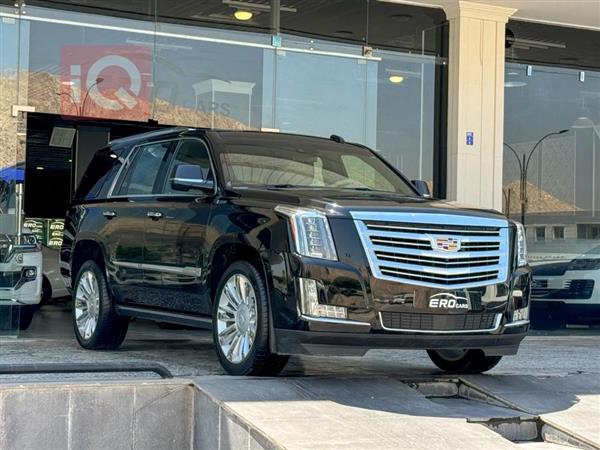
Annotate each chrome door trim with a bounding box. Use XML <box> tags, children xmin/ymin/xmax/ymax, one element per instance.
<box><xmin>378</xmin><ymin>312</ymin><xmax>503</xmax><ymax>334</ymax></box>
<box><xmin>113</xmin><ymin>260</ymin><xmax>201</xmax><ymax>277</ymax></box>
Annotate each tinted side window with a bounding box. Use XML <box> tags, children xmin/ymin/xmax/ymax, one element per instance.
<box><xmin>74</xmin><ymin>147</ymin><xmax>122</xmax><ymax>201</ymax></box>
<box><xmin>118</xmin><ymin>142</ymin><xmax>171</xmax><ymax>196</ymax></box>
<box><xmin>162</xmin><ymin>139</ymin><xmax>214</xmax><ymax>194</ymax></box>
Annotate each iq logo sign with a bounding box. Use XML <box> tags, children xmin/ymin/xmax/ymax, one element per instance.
<box><xmin>60</xmin><ymin>46</ymin><xmax>152</xmax><ymax>121</ymax></box>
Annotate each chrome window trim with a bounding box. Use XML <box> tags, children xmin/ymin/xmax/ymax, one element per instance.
<box><xmin>108</xmin><ymin>137</ymin><xmax>218</xmax><ymax>199</ymax></box>
<box><xmin>160</xmin><ymin>137</ymin><xmax>218</xmax><ymax>197</ymax></box>
<box><xmin>113</xmin><ymin>260</ymin><xmax>201</xmax><ymax>277</ymax></box>
<box><xmin>378</xmin><ymin>312</ymin><xmax>503</xmax><ymax>334</ymax></box>
<box><xmin>350</xmin><ymin>211</ymin><xmax>510</xmax><ymax>290</ymax></box>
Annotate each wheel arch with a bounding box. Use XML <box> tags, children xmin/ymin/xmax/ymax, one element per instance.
<box><xmin>208</xmin><ymin>240</ymin><xmax>277</xmax><ymax>352</ymax></box>
<box><xmin>71</xmin><ymin>239</ymin><xmax>108</xmax><ymax>286</ymax></box>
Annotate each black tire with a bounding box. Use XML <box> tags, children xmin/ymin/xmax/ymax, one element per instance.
<box><xmin>212</xmin><ymin>261</ymin><xmax>289</xmax><ymax>376</ymax></box>
<box><xmin>18</xmin><ymin>305</ymin><xmax>37</xmax><ymax>331</ymax></box>
<box><xmin>41</xmin><ymin>276</ymin><xmax>52</xmax><ymax>304</ymax></box>
<box><xmin>72</xmin><ymin>260</ymin><xmax>129</xmax><ymax>350</ymax></box>
<box><xmin>427</xmin><ymin>349</ymin><xmax>502</xmax><ymax>374</ymax></box>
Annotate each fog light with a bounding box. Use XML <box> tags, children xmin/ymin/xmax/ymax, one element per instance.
<box><xmin>513</xmin><ymin>307</ymin><xmax>529</xmax><ymax>322</ymax></box>
<box><xmin>23</xmin><ymin>268</ymin><xmax>36</xmax><ymax>280</ymax></box>
<box><xmin>299</xmin><ymin>278</ymin><xmax>347</xmax><ymax>319</ymax></box>
<box><xmin>511</xmin><ymin>289</ymin><xmax>529</xmax><ymax>322</ymax></box>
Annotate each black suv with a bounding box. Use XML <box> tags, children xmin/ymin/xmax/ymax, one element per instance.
<box><xmin>61</xmin><ymin>128</ymin><xmax>531</xmax><ymax>376</ymax></box>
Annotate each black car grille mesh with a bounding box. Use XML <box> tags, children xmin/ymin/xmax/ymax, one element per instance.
<box><xmin>380</xmin><ymin>311</ymin><xmax>498</xmax><ymax>332</ymax></box>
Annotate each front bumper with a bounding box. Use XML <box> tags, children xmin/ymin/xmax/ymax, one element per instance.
<box><xmin>274</xmin><ymin>324</ymin><xmax>528</xmax><ymax>356</ymax></box>
<box><xmin>0</xmin><ymin>252</ymin><xmax>43</xmax><ymax>306</ymax></box>
<box><xmin>270</xmin><ymin>251</ymin><xmax>532</xmax><ymax>356</ymax></box>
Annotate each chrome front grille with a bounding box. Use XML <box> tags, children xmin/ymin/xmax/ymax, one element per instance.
<box><xmin>351</xmin><ymin>212</ymin><xmax>510</xmax><ymax>289</ymax></box>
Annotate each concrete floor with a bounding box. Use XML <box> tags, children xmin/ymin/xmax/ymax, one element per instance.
<box><xmin>0</xmin><ymin>303</ymin><xmax>598</xmax><ymax>380</ymax></box>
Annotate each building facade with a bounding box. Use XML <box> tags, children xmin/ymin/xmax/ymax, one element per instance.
<box><xmin>0</xmin><ymin>0</ymin><xmax>599</xmax><ymax>279</ymax></box>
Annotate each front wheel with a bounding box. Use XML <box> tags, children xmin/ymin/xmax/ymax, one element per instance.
<box><xmin>212</xmin><ymin>261</ymin><xmax>289</xmax><ymax>376</ymax></box>
<box><xmin>72</xmin><ymin>260</ymin><xmax>129</xmax><ymax>350</ymax></box>
<box><xmin>427</xmin><ymin>349</ymin><xmax>502</xmax><ymax>374</ymax></box>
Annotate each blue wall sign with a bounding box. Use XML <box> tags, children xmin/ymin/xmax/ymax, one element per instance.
<box><xmin>466</xmin><ymin>131</ymin><xmax>474</xmax><ymax>146</ymax></box>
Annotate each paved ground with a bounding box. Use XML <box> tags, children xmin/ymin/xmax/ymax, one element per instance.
<box><xmin>1</xmin><ymin>304</ymin><xmax>598</xmax><ymax>449</ymax></box>
<box><xmin>0</xmin><ymin>303</ymin><xmax>598</xmax><ymax>381</ymax></box>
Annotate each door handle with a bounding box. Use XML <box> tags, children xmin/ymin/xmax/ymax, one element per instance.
<box><xmin>103</xmin><ymin>211</ymin><xmax>117</xmax><ymax>219</ymax></box>
<box><xmin>147</xmin><ymin>211</ymin><xmax>163</xmax><ymax>220</ymax></box>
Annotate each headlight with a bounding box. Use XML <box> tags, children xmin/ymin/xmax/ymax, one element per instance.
<box><xmin>13</xmin><ymin>234</ymin><xmax>40</xmax><ymax>252</ymax></box>
<box><xmin>20</xmin><ymin>233</ymin><xmax>38</xmax><ymax>246</ymax></box>
<box><xmin>275</xmin><ymin>206</ymin><xmax>338</xmax><ymax>260</ymax></box>
<box><xmin>515</xmin><ymin>222</ymin><xmax>528</xmax><ymax>267</ymax></box>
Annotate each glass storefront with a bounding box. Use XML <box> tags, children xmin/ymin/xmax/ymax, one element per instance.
<box><xmin>0</xmin><ymin>1</ymin><xmax>447</xmax><ymax>228</ymax></box>
<box><xmin>504</xmin><ymin>21</ymin><xmax>600</xmax><ymax>326</ymax></box>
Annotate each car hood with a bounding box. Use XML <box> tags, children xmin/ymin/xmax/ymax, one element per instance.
<box><xmin>229</xmin><ymin>187</ymin><xmax>510</xmax><ymax>222</ymax></box>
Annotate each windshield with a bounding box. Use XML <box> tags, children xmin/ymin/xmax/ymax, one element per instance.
<box><xmin>219</xmin><ymin>139</ymin><xmax>417</xmax><ymax>195</ymax></box>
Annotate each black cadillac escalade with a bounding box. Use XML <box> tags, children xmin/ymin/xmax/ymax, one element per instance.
<box><xmin>61</xmin><ymin>128</ymin><xmax>531</xmax><ymax>376</ymax></box>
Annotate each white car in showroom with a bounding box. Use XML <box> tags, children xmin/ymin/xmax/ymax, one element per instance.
<box><xmin>531</xmin><ymin>244</ymin><xmax>600</xmax><ymax>327</ymax></box>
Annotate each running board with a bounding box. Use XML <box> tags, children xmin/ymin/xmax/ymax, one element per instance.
<box><xmin>116</xmin><ymin>305</ymin><xmax>213</xmax><ymax>330</ymax></box>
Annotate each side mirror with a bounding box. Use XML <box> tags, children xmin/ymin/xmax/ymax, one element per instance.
<box><xmin>411</xmin><ymin>180</ymin><xmax>431</xmax><ymax>198</ymax></box>
<box><xmin>171</xmin><ymin>164</ymin><xmax>210</xmax><ymax>191</ymax></box>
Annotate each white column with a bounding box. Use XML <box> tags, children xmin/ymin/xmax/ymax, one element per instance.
<box><xmin>443</xmin><ymin>1</ymin><xmax>517</xmax><ymax>210</ymax></box>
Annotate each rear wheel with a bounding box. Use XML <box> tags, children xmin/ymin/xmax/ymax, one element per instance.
<box><xmin>427</xmin><ymin>349</ymin><xmax>502</xmax><ymax>374</ymax></box>
<box><xmin>212</xmin><ymin>261</ymin><xmax>289</xmax><ymax>376</ymax></box>
<box><xmin>72</xmin><ymin>260</ymin><xmax>129</xmax><ymax>350</ymax></box>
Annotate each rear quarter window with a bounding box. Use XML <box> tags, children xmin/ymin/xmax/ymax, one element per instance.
<box><xmin>74</xmin><ymin>146</ymin><xmax>125</xmax><ymax>201</ymax></box>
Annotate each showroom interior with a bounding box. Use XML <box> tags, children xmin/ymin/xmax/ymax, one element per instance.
<box><xmin>1</xmin><ymin>0</ymin><xmax>599</xmax><ymax>334</ymax></box>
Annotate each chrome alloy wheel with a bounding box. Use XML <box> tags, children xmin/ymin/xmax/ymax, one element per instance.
<box><xmin>216</xmin><ymin>273</ymin><xmax>258</xmax><ymax>364</ymax></box>
<box><xmin>74</xmin><ymin>270</ymin><xmax>100</xmax><ymax>340</ymax></box>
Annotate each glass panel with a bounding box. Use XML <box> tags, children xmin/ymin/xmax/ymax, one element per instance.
<box><xmin>118</xmin><ymin>141</ymin><xmax>171</xmax><ymax>195</ymax></box>
<box><xmin>274</xmin><ymin>47</ymin><xmax>371</xmax><ymax>142</ymax></box>
<box><xmin>370</xmin><ymin>49</ymin><xmax>437</xmax><ymax>184</ymax></box>
<box><xmin>279</xmin><ymin>1</ymin><xmax>367</xmax><ymax>54</ymax></box>
<box><xmin>0</xmin><ymin>3</ymin><xmax>26</xmax><ymax>335</ymax></box>
<box><xmin>24</xmin><ymin>4</ymin><xmax>155</xmax><ymax>121</ymax></box>
<box><xmin>506</xmin><ymin>20</ymin><xmax>600</xmax><ymax>71</ymax></box>
<box><xmin>504</xmin><ymin>62</ymin><xmax>600</xmax><ymax>326</ymax></box>
<box><xmin>153</xmin><ymin>21</ymin><xmax>270</xmax><ymax>129</ymax></box>
<box><xmin>219</xmin><ymin>141</ymin><xmax>416</xmax><ymax>194</ymax></box>
<box><xmin>156</xmin><ymin>0</ymin><xmax>272</xmax><ymax>35</ymax></box>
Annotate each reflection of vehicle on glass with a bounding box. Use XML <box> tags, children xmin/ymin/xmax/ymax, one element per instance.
<box><xmin>531</xmin><ymin>245</ymin><xmax>600</xmax><ymax>327</ymax></box>
<box><xmin>0</xmin><ymin>183</ymin><xmax>43</xmax><ymax>331</ymax></box>
<box><xmin>0</xmin><ymin>233</ymin><xmax>43</xmax><ymax>330</ymax></box>
<box><xmin>61</xmin><ymin>129</ymin><xmax>531</xmax><ymax>376</ymax></box>
<box><xmin>41</xmin><ymin>245</ymin><xmax>69</xmax><ymax>302</ymax></box>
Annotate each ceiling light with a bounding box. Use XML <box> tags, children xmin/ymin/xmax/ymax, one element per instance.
<box><xmin>234</xmin><ymin>10</ymin><xmax>253</xmax><ymax>20</ymax></box>
<box><xmin>35</xmin><ymin>166</ymin><xmax>44</xmax><ymax>170</ymax></box>
<box><xmin>389</xmin><ymin>75</ymin><xmax>404</xmax><ymax>84</ymax></box>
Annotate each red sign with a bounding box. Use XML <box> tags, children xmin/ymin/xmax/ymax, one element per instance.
<box><xmin>60</xmin><ymin>45</ymin><xmax>152</xmax><ymax>121</ymax></box>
